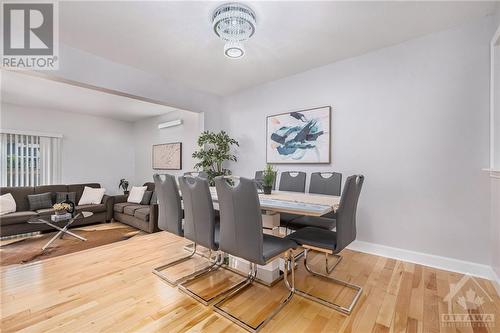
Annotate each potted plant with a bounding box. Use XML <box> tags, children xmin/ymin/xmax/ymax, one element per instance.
<box><xmin>192</xmin><ymin>131</ymin><xmax>239</xmax><ymax>186</ymax></box>
<box><xmin>119</xmin><ymin>178</ymin><xmax>130</xmax><ymax>194</ymax></box>
<box><xmin>262</xmin><ymin>164</ymin><xmax>276</xmax><ymax>194</ymax></box>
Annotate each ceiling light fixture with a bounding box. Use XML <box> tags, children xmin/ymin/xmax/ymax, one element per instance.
<box><xmin>212</xmin><ymin>3</ymin><xmax>256</xmax><ymax>59</ymax></box>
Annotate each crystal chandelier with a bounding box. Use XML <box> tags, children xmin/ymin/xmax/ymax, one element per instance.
<box><xmin>212</xmin><ymin>3</ymin><xmax>256</xmax><ymax>59</ymax></box>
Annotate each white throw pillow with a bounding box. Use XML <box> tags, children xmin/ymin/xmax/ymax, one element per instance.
<box><xmin>0</xmin><ymin>193</ymin><xmax>16</xmax><ymax>215</ymax></box>
<box><xmin>78</xmin><ymin>186</ymin><xmax>106</xmax><ymax>205</ymax></box>
<box><xmin>127</xmin><ymin>186</ymin><xmax>147</xmax><ymax>204</ymax></box>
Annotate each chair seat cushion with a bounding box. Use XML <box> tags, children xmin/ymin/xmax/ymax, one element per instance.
<box><xmin>0</xmin><ymin>211</ymin><xmax>38</xmax><ymax>225</ymax></box>
<box><xmin>123</xmin><ymin>205</ymin><xmax>147</xmax><ymax>216</ymax></box>
<box><xmin>133</xmin><ymin>207</ymin><xmax>150</xmax><ymax>221</ymax></box>
<box><xmin>262</xmin><ymin>234</ymin><xmax>296</xmax><ymax>263</ymax></box>
<box><xmin>76</xmin><ymin>204</ymin><xmax>106</xmax><ymax>213</ymax></box>
<box><xmin>287</xmin><ymin>216</ymin><xmax>336</xmax><ymax>230</ymax></box>
<box><xmin>285</xmin><ymin>227</ymin><xmax>337</xmax><ymax>252</ymax></box>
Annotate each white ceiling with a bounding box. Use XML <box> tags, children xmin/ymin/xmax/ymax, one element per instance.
<box><xmin>1</xmin><ymin>70</ymin><xmax>177</xmax><ymax>122</ymax></box>
<box><xmin>59</xmin><ymin>1</ymin><xmax>497</xmax><ymax>96</ymax></box>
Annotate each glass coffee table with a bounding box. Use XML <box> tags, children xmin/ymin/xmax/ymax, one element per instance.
<box><xmin>28</xmin><ymin>211</ymin><xmax>93</xmax><ymax>250</ymax></box>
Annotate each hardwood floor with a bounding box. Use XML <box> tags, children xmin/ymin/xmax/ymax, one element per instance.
<box><xmin>1</xmin><ymin>231</ymin><xmax>498</xmax><ymax>332</ymax></box>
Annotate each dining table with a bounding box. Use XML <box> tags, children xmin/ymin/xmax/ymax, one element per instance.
<box><xmin>207</xmin><ymin>187</ymin><xmax>341</xmax><ymax>285</ymax></box>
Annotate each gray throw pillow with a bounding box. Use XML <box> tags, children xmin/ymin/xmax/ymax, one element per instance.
<box><xmin>56</xmin><ymin>192</ymin><xmax>76</xmax><ymax>203</ymax></box>
<box><xmin>140</xmin><ymin>191</ymin><xmax>153</xmax><ymax>205</ymax></box>
<box><xmin>28</xmin><ymin>192</ymin><xmax>53</xmax><ymax>211</ymax></box>
<box><xmin>150</xmin><ymin>191</ymin><xmax>157</xmax><ymax>205</ymax></box>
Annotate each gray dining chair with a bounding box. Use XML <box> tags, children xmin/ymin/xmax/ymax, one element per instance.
<box><xmin>184</xmin><ymin>171</ymin><xmax>209</xmax><ymax>179</ymax></box>
<box><xmin>279</xmin><ymin>171</ymin><xmax>307</xmax><ymax>227</ymax></box>
<box><xmin>309</xmin><ymin>172</ymin><xmax>342</xmax><ymax>196</ymax></box>
<box><xmin>284</xmin><ymin>175</ymin><xmax>364</xmax><ymax>315</ymax></box>
<box><xmin>285</xmin><ymin>171</ymin><xmax>342</xmax><ymax>231</ymax></box>
<box><xmin>254</xmin><ymin>170</ymin><xmax>276</xmax><ymax>190</ymax></box>
<box><xmin>278</xmin><ymin>171</ymin><xmax>306</xmax><ymax>192</ymax></box>
<box><xmin>177</xmin><ymin>175</ymin><xmax>244</xmax><ymax>305</ymax></box>
<box><xmin>152</xmin><ymin>173</ymin><xmax>200</xmax><ymax>286</ymax></box>
<box><xmin>184</xmin><ymin>170</ymin><xmax>220</xmax><ymax>218</ymax></box>
<box><xmin>213</xmin><ymin>176</ymin><xmax>296</xmax><ymax>332</ymax></box>
<box><xmin>154</xmin><ymin>173</ymin><xmax>183</xmax><ymax>236</ymax></box>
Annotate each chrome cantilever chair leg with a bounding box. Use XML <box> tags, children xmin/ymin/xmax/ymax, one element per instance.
<box><xmin>153</xmin><ymin>243</ymin><xmax>216</xmax><ymax>286</ymax></box>
<box><xmin>325</xmin><ymin>253</ymin><xmax>343</xmax><ymax>274</ymax></box>
<box><xmin>179</xmin><ymin>252</ymin><xmax>248</xmax><ymax>305</ymax></box>
<box><xmin>213</xmin><ymin>257</ymin><xmax>294</xmax><ymax>333</ymax></box>
<box><xmin>283</xmin><ymin>250</ymin><xmax>295</xmax><ymax>293</ymax></box>
<box><xmin>294</xmin><ymin>248</ymin><xmax>362</xmax><ymax>315</ymax></box>
<box><xmin>292</xmin><ymin>244</ymin><xmax>342</xmax><ymax>265</ymax></box>
<box><xmin>183</xmin><ymin>242</ymin><xmax>195</xmax><ymax>252</ymax></box>
<box><xmin>183</xmin><ymin>242</ymin><xmax>213</xmax><ymax>259</ymax></box>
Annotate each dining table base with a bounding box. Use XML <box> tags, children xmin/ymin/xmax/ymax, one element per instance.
<box><xmin>226</xmin><ymin>256</ymin><xmax>285</xmax><ymax>286</ymax></box>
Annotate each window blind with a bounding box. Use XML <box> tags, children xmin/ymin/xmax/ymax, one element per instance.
<box><xmin>0</xmin><ymin>133</ymin><xmax>62</xmax><ymax>187</ymax></box>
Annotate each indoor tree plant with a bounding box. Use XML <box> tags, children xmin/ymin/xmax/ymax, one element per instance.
<box><xmin>192</xmin><ymin>130</ymin><xmax>239</xmax><ymax>185</ymax></box>
<box><xmin>262</xmin><ymin>164</ymin><xmax>276</xmax><ymax>194</ymax></box>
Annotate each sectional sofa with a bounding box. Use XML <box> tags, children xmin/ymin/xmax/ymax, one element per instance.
<box><xmin>0</xmin><ymin>183</ymin><xmax>114</xmax><ymax>237</ymax></box>
<box><xmin>112</xmin><ymin>182</ymin><xmax>159</xmax><ymax>233</ymax></box>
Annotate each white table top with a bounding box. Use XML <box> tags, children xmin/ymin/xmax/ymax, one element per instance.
<box><xmin>208</xmin><ymin>187</ymin><xmax>339</xmax><ymax>217</ymax></box>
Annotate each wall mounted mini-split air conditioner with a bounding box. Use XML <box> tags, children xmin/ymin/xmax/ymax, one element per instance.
<box><xmin>158</xmin><ymin>119</ymin><xmax>182</xmax><ymax>129</ymax></box>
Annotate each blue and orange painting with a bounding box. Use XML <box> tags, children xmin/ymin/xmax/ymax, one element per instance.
<box><xmin>267</xmin><ymin>106</ymin><xmax>330</xmax><ymax>163</ymax></box>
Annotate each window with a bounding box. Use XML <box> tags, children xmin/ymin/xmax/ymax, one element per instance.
<box><xmin>0</xmin><ymin>132</ymin><xmax>62</xmax><ymax>187</ymax></box>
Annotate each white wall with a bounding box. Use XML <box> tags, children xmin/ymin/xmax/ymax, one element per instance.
<box><xmin>212</xmin><ymin>17</ymin><xmax>494</xmax><ymax>265</ymax></box>
<box><xmin>132</xmin><ymin>111</ymin><xmax>203</xmax><ymax>185</ymax></box>
<box><xmin>54</xmin><ymin>44</ymin><xmax>223</xmax><ymax>130</ymax></box>
<box><xmin>0</xmin><ymin>103</ymin><xmax>202</xmax><ymax>193</ymax></box>
<box><xmin>0</xmin><ymin>103</ymin><xmax>135</xmax><ymax>194</ymax></box>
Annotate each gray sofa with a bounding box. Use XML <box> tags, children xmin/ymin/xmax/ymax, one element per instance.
<box><xmin>0</xmin><ymin>183</ymin><xmax>114</xmax><ymax>237</ymax></box>
<box><xmin>113</xmin><ymin>182</ymin><xmax>159</xmax><ymax>233</ymax></box>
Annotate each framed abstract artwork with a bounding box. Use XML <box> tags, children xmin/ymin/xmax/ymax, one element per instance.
<box><xmin>266</xmin><ymin>106</ymin><xmax>331</xmax><ymax>164</ymax></box>
<box><xmin>152</xmin><ymin>142</ymin><xmax>182</xmax><ymax>170</ymax></box>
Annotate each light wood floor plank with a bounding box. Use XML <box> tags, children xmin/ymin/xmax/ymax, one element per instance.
<box><xmin>1</xmin><ymin>231</ymin><xmax>498</xmax><ymax>332</ymax></box>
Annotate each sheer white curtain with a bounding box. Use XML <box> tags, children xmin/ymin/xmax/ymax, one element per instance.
<box><xmin>0</xmin><ymin>132</ymin><xmax>62</xmax><ymax>187</ymax></box>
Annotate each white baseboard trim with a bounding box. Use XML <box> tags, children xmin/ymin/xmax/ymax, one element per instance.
<box><xmin>347</xmin><ymin>240</ymin><xmax>497</xmax><ymax>282</ymax></box>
